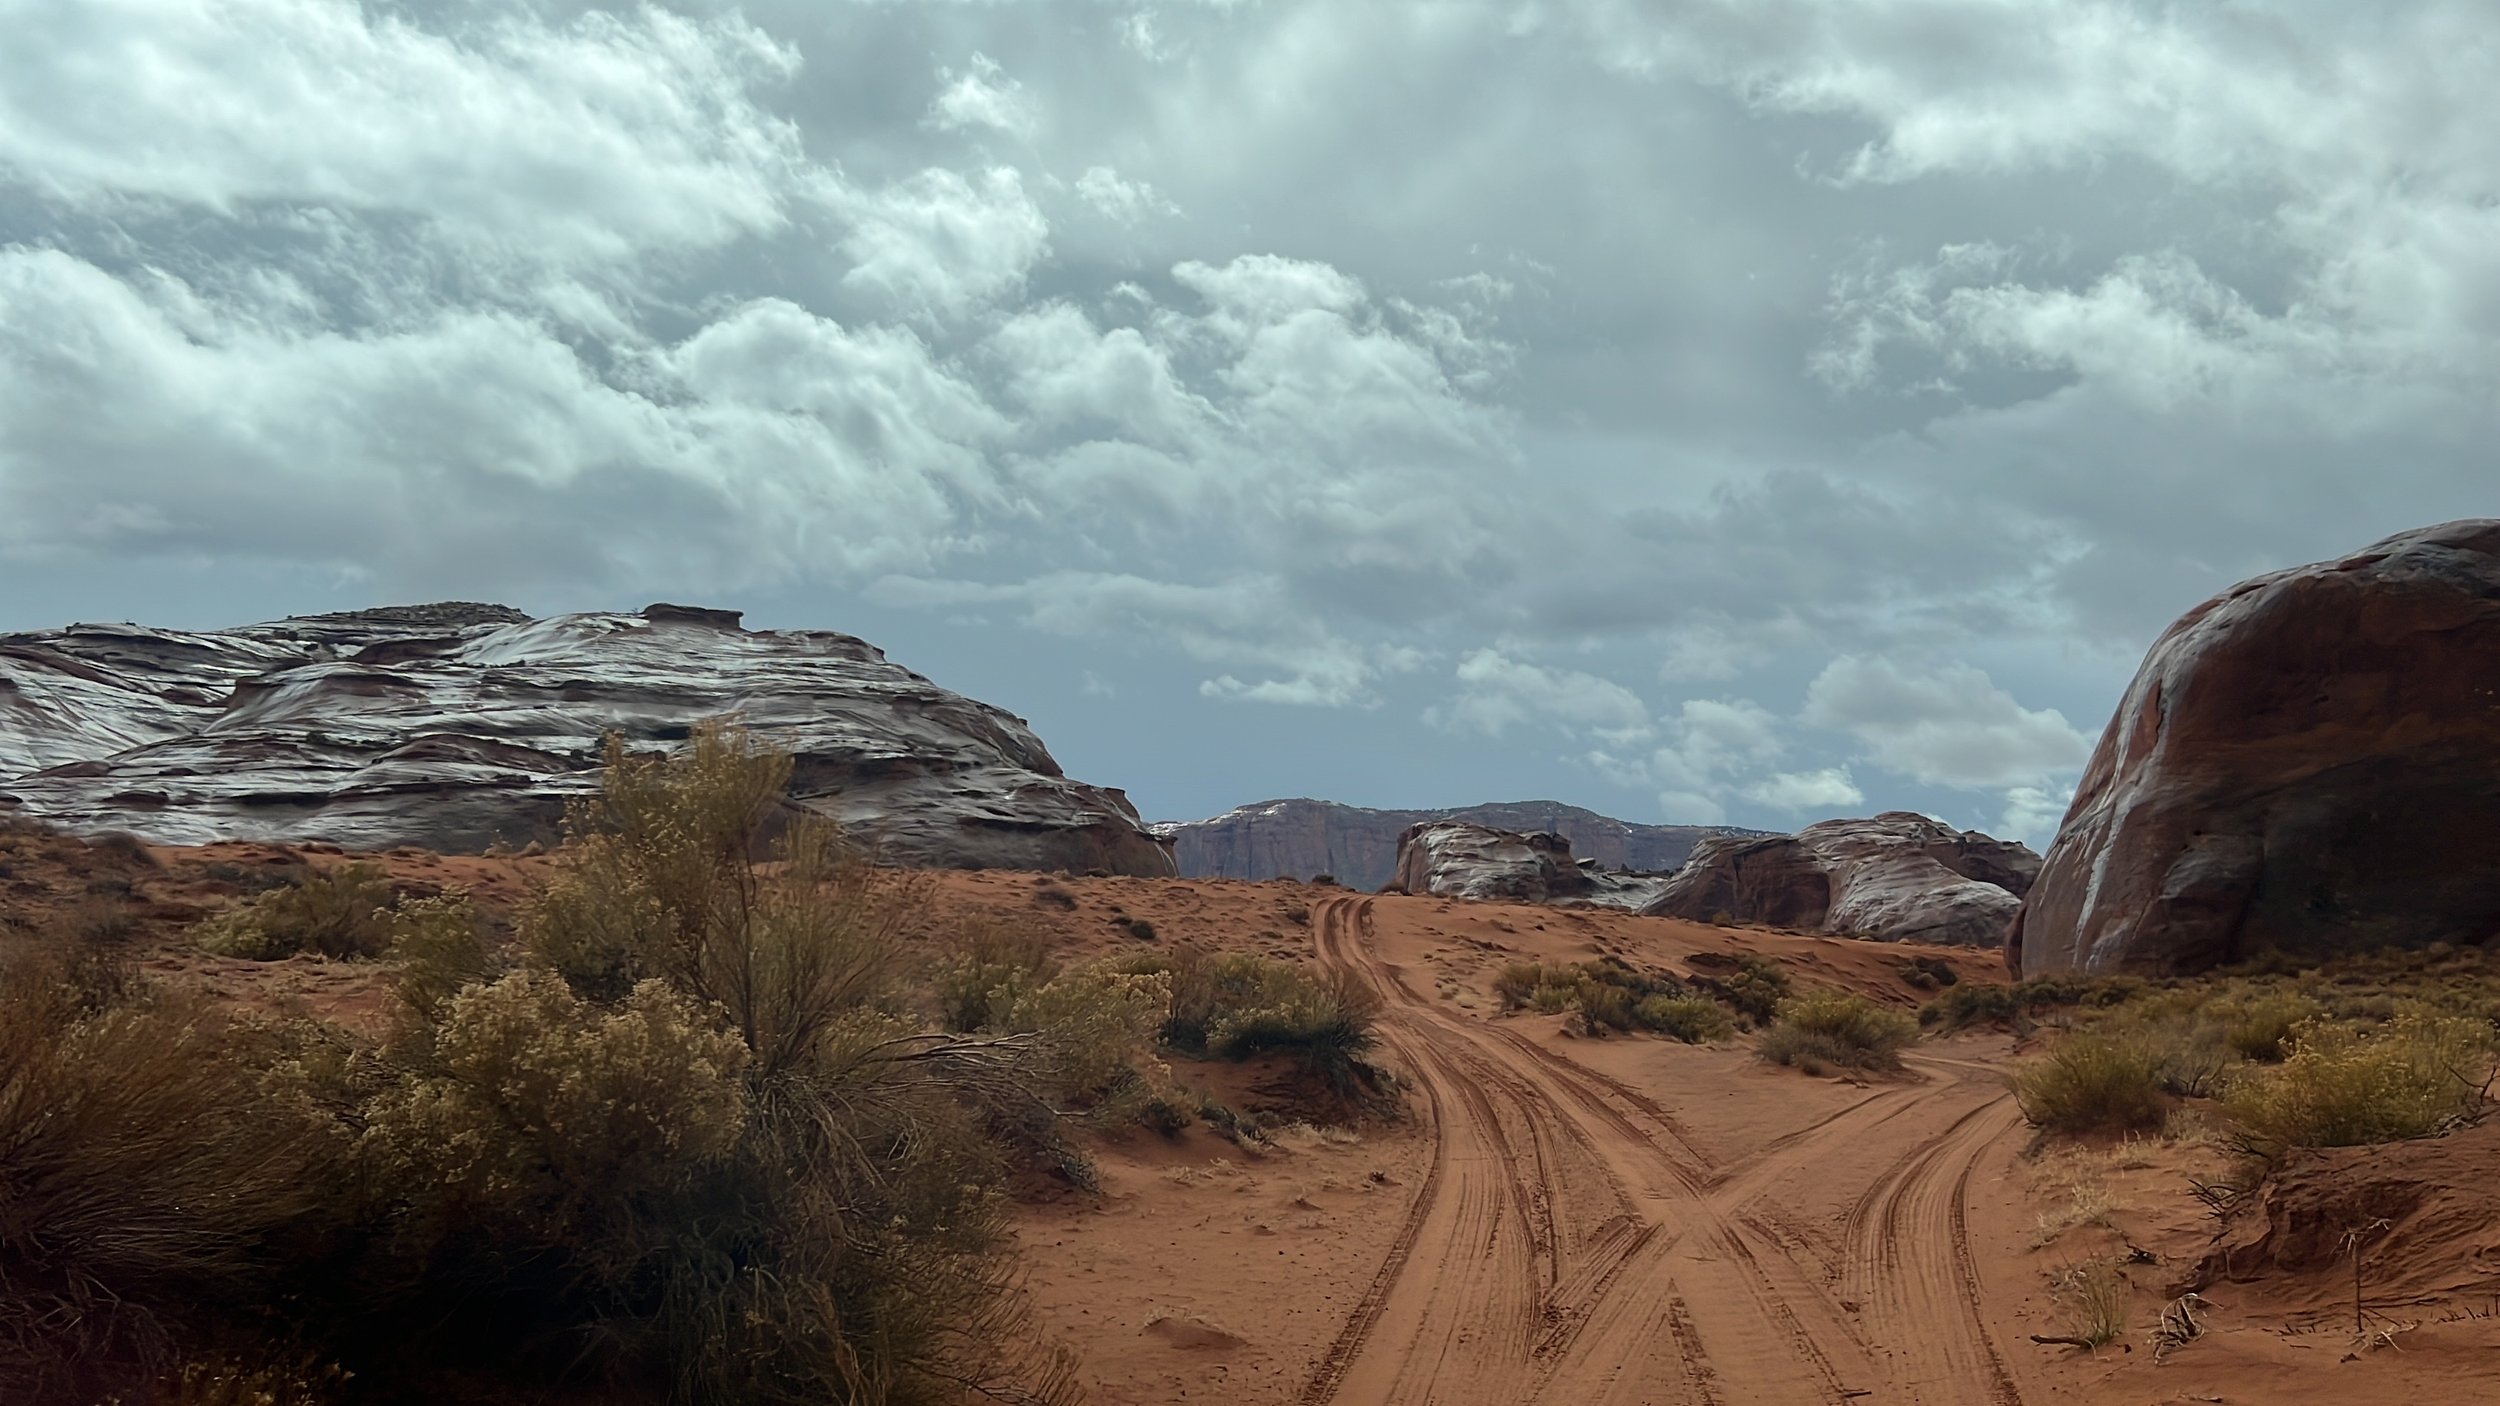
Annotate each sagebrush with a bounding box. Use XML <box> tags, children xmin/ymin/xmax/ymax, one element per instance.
<box><xmin>1759</xmin><ymin>990</ymin><xmax>1919</xmax><ymax>1072</ymax></box>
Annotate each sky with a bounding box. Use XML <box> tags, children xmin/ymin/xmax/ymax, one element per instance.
<box><xmin>1</xmin><ymin>0</ymin><xmax>2493</xmax><ymax>844</ymax></box>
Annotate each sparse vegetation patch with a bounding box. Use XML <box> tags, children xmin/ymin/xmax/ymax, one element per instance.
<box><xmin>1491</xmin><ymin>958</ymin><xmax>1734</xmax><ymax>1042</ymax></box>
<box><xmin>1758</xmin><ymin>990</ymin><xmax>1919</xmax><ymax>1072</ymax></box>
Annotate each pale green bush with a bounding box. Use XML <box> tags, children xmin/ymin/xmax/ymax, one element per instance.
<box><xmin>2222</xmin><ymin>1009</ymin><xmax>2493</xmax><ymax>1155</ymax></box>
<box><xmin>194</xmin><ymin>863</ymin><xmax>396</xmax><ymax>960</ymax></box>
<box><xmin>1759</xmin><ymin>990</ymin><xmax>1919</xmax><ymax>1071</ymax></box>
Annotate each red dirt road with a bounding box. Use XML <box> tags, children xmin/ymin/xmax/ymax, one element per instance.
<box><xmin>1302</xmin><ymin>894</ymin><xmax>2031</xmax><ymax>1406</ymax></box>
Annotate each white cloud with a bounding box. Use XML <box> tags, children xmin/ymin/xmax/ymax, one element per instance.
<box><xmin>836</xmin><ymin>166</ymin><xmax>1051</xmax><ymax>321</ymax></box>
<box><xmin>1746</xmin><ymin>767</ymin><xmax>1865</xmax><ymax>812</ymax></box>
<box><xmin>0</xmin><ymin>251</ymin><xmax>1002</xmax><ymax>587</ymax></box>
<box><xmin>1656</xmin><ymin>789</ymin><xmax>1729</xmax><ymax>826</ymax></box>
<box><xmin>926</xmin><ymin>53</ymin><xmax>1036</xmax><ymax>140</ymax></box>
<box><xmin>1074</xmin><ymin>165</ymin><xmax>1179</xmax><ymax>224</ymax></box>
<box><xmin>873</xmin><ymin>571</ymin><xmax>1392</xmax><ymax>708</ymax></box>
<box><xmin>1998</xmin><ymin>781</ymin><xmax>2075</xmax><ymax>846</ymax></box>
<box><xmin>1428</xmin><ymin>648</ymin><xmax>1649</xmax><ymax>738</ymax></box>
<box><xmin>1802</xmin><ymin>655</ymin><xmax>2092</xmax><ymax>789</ymax></box>
<box><xmin>0</xmin><ymin>0</ymin><xmax>820</xmax><ymax>266</ymax></box>
<box><xmin>1626</xmin><ymin>697</ymin><xmax>1801</xmax><ymax>823</ymax></box>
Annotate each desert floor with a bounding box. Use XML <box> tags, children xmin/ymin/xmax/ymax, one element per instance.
<box><xmin>959</xmin><ymin>874</ymin><xmax>2500</xmax><ymax>1406</ymax></box>
<box><xmin>11</xmin><ymin>836</ymin><xmax>2497</xmax><ymax>1405</ymax></box>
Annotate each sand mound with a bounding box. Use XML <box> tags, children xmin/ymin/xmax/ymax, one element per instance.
<box><xmin>1142</xmin><ymin>1313</ymin><xmax>1249</xmax><ymax>1351</ymax></box>
<box><xmin>2199</xmin><ymin>1120</ymin><xmax>2500</xmax><ymax>1313</ymax></box>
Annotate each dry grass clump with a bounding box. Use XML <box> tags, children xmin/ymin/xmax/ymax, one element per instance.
<box><xmin>2015</xmin><ymin>1032</ymin><xmax>2170</xmax><ymax>1135</ymax></box>
<box><xmin>1758</xmin><ymin>990</ymin><xmax>1919</xmax><ymax>1072</ymax></box>
<box><xmin>2212</xmin><ymin>990</ymin><xmax>2328</xmax><ymax>1061</ymax></box>
<box><xmin>2220</xmin><ymin>1008</ymin><xmax>2493</xmax><ymax>1157</ymax></box>
<box><xmin>0</xmin><ymin>953</ymin><xmax>341</xmax><ymax>1402</ymax></box>
<box><xmin>2026</xmin><ymin>1143</ymin><xmax>2140</xmax><ymax>1248</ymax></box>
<box><xmin>2051</xmin><ymin>1260</ymin><xmax>2130</xmax><ymax>1348</ymax></box>
<box><xmin>193</xmin><ymin>863</ymin><xmax>397</xmax><ymax>961</ymax></box>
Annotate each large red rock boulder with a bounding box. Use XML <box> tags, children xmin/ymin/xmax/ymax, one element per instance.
<box><xmin>2011</xmin><ymin>520</ymin><xmax>2500</xmax><ymax>976</ymax></box>
<box><xmin>1642</xmin><ymin>812</ymin><xmax>2038</xmax><ymax>946</ymax></box>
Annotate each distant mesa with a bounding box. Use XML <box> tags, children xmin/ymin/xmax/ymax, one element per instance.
<box><xmin>1391</xmin><ymin>820</ymin><xmax>1670</xmax><ymax>910</ymax></box>
<box><xmin>0</xmin><ymin>602</ymin><xmax>1175</xmax><ymax>876</ymax></box>
<box><xmin>2012</xmin><ymin>519</ymin><xmax>2500</xmax><ymax>977</ymax></box>
<box><xmin>1642</xmin><ymin>812</ymin><xmax>2040</xmax><ymax>947</ymax></box>
<box><xmin>1155</xmin><ymin>797</ymin><xmax>1762</xmax><ymax>892</ymax></box>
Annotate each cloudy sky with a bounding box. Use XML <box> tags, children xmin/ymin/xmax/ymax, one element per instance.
<box><xmin>2</xmin><ymin>1</ymin><xmax>2492</xmax><ymax>842</ymax></box>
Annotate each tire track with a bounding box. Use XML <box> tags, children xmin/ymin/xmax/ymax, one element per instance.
<box><xmin>1303</xmin><ymin>894</ymin><xmax>2028</xmax><ymax>1406</ymax></box>
<box><xmin>1841</xmin><ymin>1092</ymin><xmax>2026</xmax><ymax>1405</ymax></box>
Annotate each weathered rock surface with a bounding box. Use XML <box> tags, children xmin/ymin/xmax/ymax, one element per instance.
<box><xmin>1642</xmin><ymin>812</ymin><xmax>2039</xmax><ymax>946</ymax></box>
<box><xmin>1156</xmin><ymin>798</ymin><xmax>1754</xmax><ymax>890</ymax></box>
<box><xmin>2012</xmin><ymin>520</ymin><xmax>2500</xmax><ymax>977</ymax></box>
<box><xmin>1390</xmin><ymin>821</ymin><xmax>1670</xmax><ymax>909</ymax></box>
<box><xmin>0</xmin><ymin>602</ymin><xmax>1176</xmax><ymax>875</ymax></box>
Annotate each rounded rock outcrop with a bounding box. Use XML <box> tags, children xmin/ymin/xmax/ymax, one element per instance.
<box><xmin>1643</xmin><ymin>812</ymin><xmax>2038</xmax><ymax>946</ymax></box>
<box><xmin>2011</xmin><ymin>520</ymin><xmax>2500</xmax><ymax>976</ymax></box>
<box><xmin>0</xmin><ymin>603</ymin><xmax>1176</xmax><ymax>876</ymax></box>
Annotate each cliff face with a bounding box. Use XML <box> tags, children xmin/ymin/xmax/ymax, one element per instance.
<box><xmin>1154</xmin><ymin>798</ymin><xmax>1759</xmax><ymax>891</ymax></box>
<box><xmin>0</xmin><ymin>602</ymin><xmax>1176</xmax><ymax>875</ymax></box>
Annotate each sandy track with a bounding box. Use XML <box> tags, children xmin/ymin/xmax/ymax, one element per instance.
<box><xmin>1303</xmin><ymin>895</ymin><xmax>2029</xmax><ymax>1406</ymax></box>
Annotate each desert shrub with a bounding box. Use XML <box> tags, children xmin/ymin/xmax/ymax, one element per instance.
<box><xmin>70</xmin><ymin>895</ymin><xmax>140</xmax><ymax>945</ymax></box>
<box><xmin>995</xmin><ymin>959</ymin><xmax>1173</xmax><ymax>1119</ymax></box>
<box><xmin>1111</xmin><ymin>913</ymin><xmax>1158</xmax><ymax>942</ymax></box>
<box><xmin>1116</xmin><ymin>949</ymin><xmax>1379</xmax><ymax>1091</ymax></box>
<box><xmin>0</xmin><ymin>958</ymin><xmax>342</xmax><ymax>1401</ymax></box>
<box><xmin>2214</xmin><ymin>990</ymin><xmax>2328</xmax><ymax>1061</ymax></box>
<box><xmin>1758</xmin><ymin>990</ymin><xmax>1919</xmax><ymax>1072</ymax></box>
<box><xmin>1705</xmin><ymin>954</ymin><xmax>1791</xmax><ymax>1027</ymax></box>
<box><xmin>1030</xmin><ymin>882</ymin><xmax>1078</xmax><ymax>910</ymax></box>
<box><xmin>1920</xmin><ymin>973</ymin><xmax>2150</xmax><ymax>1031</ymax></box>
<box><xmin>194</xmin><ymin>863</ymin><xmax>397</xmax><ymax>961</ymax></box>
<box><xmin>359</xmin><ymin>968</ymin><xmax>752</xmax><ymax>1249</ymax></box>
<box><xmin>2221</xmin><ymin>1009</ymin><xmax>2494</xmax><ymax>1156</ymax></box>
<box><xmin>1921</xmin><ymin>982</ymin><xmax>2019</xmax><ymax>1028</ymax></box>
<box><xmin>1896</xmin><ymin>955</ymin><xmax>1962</xmax><ymax>990</ymax></box>
<box><xmin>1138</xmin><ymin>1094</ymin><xmax>1196</xmax><ymax>1138</ymax></box>
<box><xmin>352</xmin><ymin>723</ymin><xmax>1083</xmax><ymax>1406</ymax></box>
<box><xmin>932</xmin><ymin>924</ymin><xmax>1060</xmax><ymax>1033</ymax></box>
<box><xmin>386</xmin><ymin>892</ymin><xmax>501</xmax><ymax>1024</ymax></box>
<box><xmin>1208</xmin><ymin>963</ymin><xmax>1381</xmax><ymax>1093</ymax></box>
<box><xmin>523</xmin><ymin>731</ymin><xmax>920</xmax><ymax>1082</ymax></box>
<box><xmin>1493</xmin><ymin>958</ymin><xmax>1706</xmax><ymax>1038</ymax></box>
<box><xmin>2015</xmin><ymin>1032</ymin><xmax>2170</xmax><ymax>1135</ymax></box>
<box><xmin>1492</xmin><ymin>961</ymin><xmax>1547</xmax><ymax>1008</ymax></box>
<box><xmin>1635</xmin><ymin>994</ymin><xmax>1736</xmax><ymax>1043</ymax></box>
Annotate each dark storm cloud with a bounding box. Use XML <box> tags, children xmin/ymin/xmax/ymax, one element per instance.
<box><xmin>3</xmin><ymin>0</ymin><xmax>2492</xmax><ymax>839</ymax></box>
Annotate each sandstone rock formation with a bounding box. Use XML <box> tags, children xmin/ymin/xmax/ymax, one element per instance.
<box><xmin>1390</xmin><ymin>821</ymin><xmax>1670</xmax><ymax>909</ymax></box>
<box><xmin>1156</xmin><ymin>798</ymin><xmax>1754</xmax><ymax>890</ymax></box>
<box><xmin>2011</xmin><ymin>520</ymin><xmax>2500</xmax><ymax>977</ymax></box>
<box><xmin>1642</xmin><ymin>812</ymin><xmax>2039</xmax><ymax>946</ymax></box>
<box><xmin>0</xmin><ymin>602</ymin><xmax>1176</xmax><ymax>875</ymax></box>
